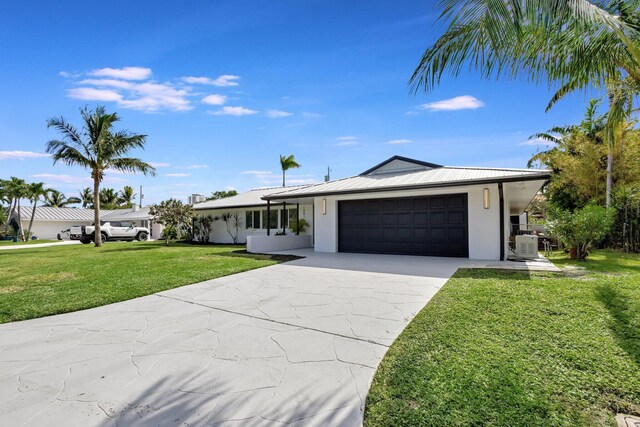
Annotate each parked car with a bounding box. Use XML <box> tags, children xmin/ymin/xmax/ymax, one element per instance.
<box><xmin>70</xmin><ymin>221</ymin><xmax>149</xmax><ymax>244</ymax></box>
<box><xmin>57</xmin><ymin>229</ymin><xmax>71</xmax><ymax>240</ymax></box>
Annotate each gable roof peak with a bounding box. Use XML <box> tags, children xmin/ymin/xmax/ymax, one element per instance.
<box><xmin>360</xmin><ymin>155</ymin><xmax>443</xmax><ymax>176</ymax></box>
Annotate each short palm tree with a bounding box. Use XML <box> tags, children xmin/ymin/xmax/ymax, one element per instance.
<box><xmin>119</xmin><ymin>185</ymin><xmax>136</xmax><ymax>208</ymax></box>
<box><xmin>26</xmin><ymin>182</ymin><xmax>50</xmax><ymax>239</ymax></box>
<box><xmin>79</xmin><ymin>187</ymin><xmax>93</xmax><ymax>208</ymax></box>
<box><xmin>412</xmin><ymin>0</ymin><xmax>640</xmax><ymax>206</ymax></box>
<box><xmin>279</xmin><ymin>154</ymin><xmax>301</xmax><ymax>187</ymax></box>
<box><xmin>46</xmin><ymin>106</ymin><xmax>156</xmax><ymax>246</ymax></box>
<box><xmin>3</xmin><ymin>177</ymin><xmax>27</xmax><ymax>239</ymax></box>
<box><xmin>44</xmin><ymin>190</ymin><xmax>80</xmax><ymax>208</ymax></box>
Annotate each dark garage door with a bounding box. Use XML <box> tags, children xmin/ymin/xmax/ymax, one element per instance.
<box><xmin>338</xmin><ymin>194</ymin><xmax>468</xmax><ymax>257</ymax></box>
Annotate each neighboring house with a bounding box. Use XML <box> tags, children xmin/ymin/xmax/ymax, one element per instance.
<box><xmin>249</xmin><ymin>155</ymin><xmax>550</xmax><ymax>261</ymax></box>
<box><xmin>193</xmin><ymin>187</ymin><xmax>313</xmax><ymax>245</ymax></box>
<box><xmin>15</xmin><ymin>206</ymin><xmax>162</xmax><ymax>240</ymax></box>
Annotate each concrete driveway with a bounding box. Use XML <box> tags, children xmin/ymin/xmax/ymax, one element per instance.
<box><xmin>0</xmin><ymin>252</ymin><xmax>464</xmax><ymax>426</ymax></box>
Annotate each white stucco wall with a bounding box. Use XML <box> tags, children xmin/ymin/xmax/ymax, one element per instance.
<box><xmin>312</xmin><ymin>184</ymin><xmax>504</xmax><ymax>260</ymax></box>
<box><xmin>195</xmin><ymin>204</ymin><xmax>313</xmax><ymax>244</ymax></box>
<box><xmin>20</xmin><ymin>220</ymin><xmax>91</xmax><ymax>240</ymax></box>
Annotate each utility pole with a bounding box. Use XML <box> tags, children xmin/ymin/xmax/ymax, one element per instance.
<box><xmin>324</xmin><ymin>166</ymin><xmax>331</xmax><ymax>182</ymax></box>
<box><xmin>139</xmin><ymin>185</ymin><xmax>143</xmax><ymax>208</ymax></box>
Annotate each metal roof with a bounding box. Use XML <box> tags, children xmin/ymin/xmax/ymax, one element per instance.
<box><xmin>105</xmin><ymin>206</ymin><xmax>154</xmax><ymax>221</ymax></box>
<box><xmin>193</xmin><ymin>187</ymin><xmax>301</xmax><ymax>210</ymax></box>
<box><xmin>17</xmin><ymin>207</ymin><xmax>142</xmax><ymax>222</ymax></box>
<box><xmin>263</xmin><ymin>166</ymin><xmax>551</xmax><ymax>200</ymax></box>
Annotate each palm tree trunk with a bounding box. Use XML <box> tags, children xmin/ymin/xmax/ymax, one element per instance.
<box><xmin>27</xmin><ymin>199</ymin><xmax>37</xmax><ymax>239</ymax></box>
<box><xmin>93</xmin><ymin>177</ymin><xmax>102</xmax><ymax>247</ymax></box>
<box><xmin>4</xmin><ymin>197</ymin><xmax>14</xmax><ymax>233</ymax></box>
<box><xmin>606</xmin><ymin>89</ymin><xmax>615</xmax><ymax>208</ymax></box>
<box><xmin>17</xmin><ymin>199</ymin><xmax>25</xmax><ymax>241</ymax></box>
<box><xmin>606</xmin><ymin>151</ymin><xmax>613</xmax><ymax>208</ymax></box>
<box><xmin>282</xmin><ymin>170</ymin><xmax>285</xmax><ymax>187</ymax></box>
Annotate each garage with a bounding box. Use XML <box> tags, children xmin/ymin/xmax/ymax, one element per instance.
<box><xmin>338</xmin><ymin>194</ymin><xmax>468</xmax><ymax>257</ymax></box>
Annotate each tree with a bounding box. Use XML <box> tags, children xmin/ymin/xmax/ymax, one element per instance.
<box><xmin>149</xmin><ymin>198</ymin><xmax>194</xmax><ymax>246</ymax></box>
<box><xmin>26</xmin><ymin>182</ymin><xmax>50</xmax><ymax>239</ymax></box>
<box><xmin>43</xmin><ymin>190</ymin><xmax>80</xmax><ymax>208</ymax></box>
<box><xmin>2</xmin><ymin>177</ymin><xmax>27</xmax><ymax>239</ymax></box>
<box><xmin>207</xmin><ymin>190</ymin><xmax>238</xmax><ymax>201</ymax></box>
<box><xmin>547</xmin><ymin>203</ymin><xmax>615</xmax><ymax>260</ymax></box>
<box><xmin>279</xmin><ymin>154</ymin><xmax>301</xmax><ymax>187</ymax></box>
<box><xmin>220</xmin><ymin>212</ymin><xmax>242</xmax><ymax>244</ymax></box>
<box><xmin>412</xmin><ymin>0</ymin><xmax>640</xmax><ymax>206</ymax></box>
<box><xmin>46</xmin><ymin>106</ymin><xmax>156</xmax><ymax>247</ymax></box>
<box><xmin>99</xmin><ymin>188</ymin><xmax>120</xmax><ymax>209</ymax></box>
<box><xmin>78</xmin><ymin>187</ymin><xmax>93</xmax><ymax>208</ymax></box>
<box><xmin>119</xmin><ymin>185</ymin><xmax>136</xmax><ymax>208</ymax></box>
<box><xmin>194</xmin><ymin>214</ymin><xmax>216</xmax><ymax>243</ymax></box>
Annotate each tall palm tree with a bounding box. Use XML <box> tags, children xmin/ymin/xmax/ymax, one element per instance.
<box><xmin>44</xmin><ymin>190</ymin><xmax>80</xmax><ymax>208</ymax></box>
<box><xmin>100</xmin><ymin>188</ymin><xmax>120</xmax><ymax>209</ymax></box>
<box><xmin>279</xmin><ymin>154</ymin><xmax>301</xmax><ymax>187</ymax></box>
<box><xmin>119</xmin><ymin>185</ymin><xmax>136</xmax><ymax>208</ymax></box>
<box><xmin>46</xmin><ymin>106</ymin><xmax>156</xmax><ymax>247</ymax></box>
<box><xmin>78</xmin><ymin>187</ymin><xmax>93</xmax><ymax>208</ymax></box>
<box><xmin>412</xmin><ymin>0</ymin><xmax>640</xmax><ymax>206</ymax></box>
<box><xmin>25</xmin><ymin>182</ymin><xmax>50</xmax><ymax>239</ymax></box>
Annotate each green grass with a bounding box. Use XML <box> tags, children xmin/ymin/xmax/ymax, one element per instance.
<box><xmin>0</xmin><ymin>239</ymin><xmax>58</xmax><ymax>246</ymax></box>
<box><xmin>0</xmin><ymin>241</ymin><xmax>285</xmax><ymax>324</ymax></box>
<box><xmin>365</xmin><ymin>250</ymin><xmax>640</xmax><ymax>427</ymax></box>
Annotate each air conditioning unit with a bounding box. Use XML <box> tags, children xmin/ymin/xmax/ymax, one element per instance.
<box><xmin>515</xmin><ymin>235</ymin><xmax>539</xmax><ymax>259</ymax></box>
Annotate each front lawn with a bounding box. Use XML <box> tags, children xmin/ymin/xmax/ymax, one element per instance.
<box><xmin>0</xmin><ymin>241</ymin><xmax>288</xmax><ymax>323</ymax></box>
<box><xmin>365</xmin><ymin>250</ymin><xmax>640</xmax><ymax>426</ymax></box>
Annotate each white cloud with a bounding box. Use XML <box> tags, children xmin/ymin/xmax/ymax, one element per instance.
<box><xmin>419</xmin><ymin>95</ymin><xmax>484</xmax><ymax>111</ymax></box>
<box><xmin>166</xmin><ymin>173</ymin><xmax>191</xmax><ymax>177</ymax></box>
<box><xmin>68</xmin><ymin>87</ymin><xmax>123</xmax><ymax>102</ymax></box>
<box><xmin>89</xmin><ymin>66</ymin><xmax>152</xmax><ymax>80</ymax></box>
<box><xmin>0</xmin><ymin>151</ymin><xmax>50</xmax><ymax>160</ymax></box>
<box><xmin>387</xmin><ymin>139</ymin><xmax>412</xmax><ymax>145</ymax></box>
<box><xmin>149</xmin><ymin>162</ymin><xmax>170</xmax><ymax>168</ymax></box>
<box><xmin>520</xmin><ymin>137</ymin><xmax>556</xmax><ymax>146</ymax></box>
<box><xmin>179</xmin><ymin>164</ymin><xmax>208</xmax><ymax>169</ymax></box>
<box><xmin>201</xmin><ymin>94</ymin><xmax>227</xmax><ymax>105</ymax></box>
<box><xmin>266</xmin><ymin>109</ymin><xmax>293</xmax><ymax>118</ymax></box>
<box><xmin>69</xmin><ymin>79</ymin><xmax>191</xmax><ymax>112</ymax></box>
<box><xmin>209</xmin><ymin>106</ymin><xmax>258</xmax><ymax>116</ymax></box>
<box><xmin>335</xmin><ymin>136</ymin><xmax>360</xmax><ymax>146</ymax></box>
<box><xmin>182</xmin><ymin>75</ymin><xmax>240</xmax><ymax>87</ymax></box>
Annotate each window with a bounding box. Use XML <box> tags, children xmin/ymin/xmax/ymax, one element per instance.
<box><xmin>261</xmin><ymin>210</ymin><xmax>278</xmax><ymax>229</ymax></box>
<box><xmin>246</xmin><ymin>210</ymin><xmax>262</xmax><ymax>229</ymax></box>
<box><xmin>288</xmin><ymin>209</ymin><xmax>298</xmax><ymax>228</ymax></box>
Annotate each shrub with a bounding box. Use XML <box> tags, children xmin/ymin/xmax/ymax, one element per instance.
<box><xmin>547</xmin><ymin>203</ymin><xmax>615</xmax><ymax>260</ymax></box>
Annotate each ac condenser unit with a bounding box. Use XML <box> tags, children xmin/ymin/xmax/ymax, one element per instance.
<box><xmin>515</xmin><ymin>235</ymin><xmax>539</xmax><ymax>259</ymax></box>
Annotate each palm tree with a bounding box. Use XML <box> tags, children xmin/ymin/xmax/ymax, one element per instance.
<box><xmin>25</xmin><ymin>182</ymin><xmax>50</xmax><ymax>239</ymax></box>
<box><xmin>119</xmin><ymin>185</ymin><xmax>136</xmax><ymax>208</ymax></box>
<box><xmin>2</xmin><ymin>177</ymin><xmax>27</xmax><ymax>239</ymax></box>
<box><xmin>78</xmin><ymin>187</ymin><xmax>93</xmax><ymax>208</ymax></box>
<box><xmin>44</xmin><ymin>190</ymin><xmax>80</xmax><ymax>208</ymax></box>
<box><xmin>279</xmin><ymin>154</ymin><xmax>301</xmax><ymax>187</ymax></box>
<box><xmin>412</xmin><ymin>0</ymin><xmax>640</xmax><ymax>207</ymax></box>
<box><xmin>46</xmin><ymin>106</ymin><xmax>156</xmax><ymax>247</ymax></box>
<box><xmin>100</xmin><ymin>188</ymin><xmax>120</xmax><ymax>209</ymax></box>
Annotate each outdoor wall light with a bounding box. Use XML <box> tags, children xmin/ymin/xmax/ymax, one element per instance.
<box><xmin>483</xmin><ymin>188</ymin><xmax>490</xmax><ymax>209</ymax></box>
<box><xmin>322</xmin><ymin>198</ymin><xmax>327</xmax><ymax>215</ymax></box>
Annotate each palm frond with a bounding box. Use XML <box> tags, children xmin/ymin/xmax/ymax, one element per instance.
<box><xmin>108</xmin><ymin>158</ymin><xmax>157</xmax><ymax>176</ymax></box>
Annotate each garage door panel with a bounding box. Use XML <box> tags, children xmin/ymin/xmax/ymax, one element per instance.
<box><xmin>338</xmin><ymin>194</ymin><xmax>468</xmax><ymax>257</ymax></box>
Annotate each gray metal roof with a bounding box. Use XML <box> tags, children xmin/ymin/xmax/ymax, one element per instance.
<box><xmin>106</xmin><ymin>206</ymin><xmax>154</xmax><ymax>221</ymax></box>
<box><xmin>193</xmin><ymin>187</ymin><xmax>300</xmax><ymax>210</ymax></box>
<box><xmin>17</xmin><ymin>207</ymin><xmax>143</xmax><ymax>222</ymax></box>
<box><xmin>263</xmin><ymin>166</ymin><xmax>551</xmax><ymax>200</ymax></box>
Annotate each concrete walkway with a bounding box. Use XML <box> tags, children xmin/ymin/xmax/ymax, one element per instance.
<box><xmin>0</xmin><ymin>240</ymin><xmax>81</xmax><ymax>251</ymax></box>
<box><xmin>0</xmin><ymin>252</ymin><xmax>465</xmax><ymax>426</ymax></box>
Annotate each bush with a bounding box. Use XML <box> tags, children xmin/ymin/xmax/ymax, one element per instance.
<box><xmin>547</xmin><ymin>203</ymin><xmax>615</xmax><ymax>260</ymax></box>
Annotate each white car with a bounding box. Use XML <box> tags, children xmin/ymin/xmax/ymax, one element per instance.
<box><xmin>70</xmin><ymin>221</ymin><xmax>149</xmax><ymax>244</ymax></box>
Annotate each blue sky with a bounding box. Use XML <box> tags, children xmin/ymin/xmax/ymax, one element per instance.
<box><xmin>0</xmin><ymin>0</ymin><xmax>603</xmax><ymax>204</ymax></box>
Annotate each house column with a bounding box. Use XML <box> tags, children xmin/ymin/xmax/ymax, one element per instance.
<box><xmin>296</xmin><ymin>203</ymin><xmax>300</xmax><ymax>235</ymax></box>
<box><xmin>267</xmin><ymin>200</ymin><xmax>271</xmax><ymax>236</ymax></box>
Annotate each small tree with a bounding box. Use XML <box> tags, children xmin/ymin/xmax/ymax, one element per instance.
<box><xmin>207</xmin><ymin>190</ymin><xmax>238</xmax><ymax>201</ymax></box>
<box><xmin>194</xmin><ymin>214</ymin><xmax>216</xmax><ymax>243</ymax></box>
<box><xmin>220</xmin><ymin>212</ymin><xmax>242</xmax><ymax>244</ymax></box>
<box><xmin>547</xmin><ymin>203</ymin><xmax>615</xmax><ymax>260</ymax></box>
<box><xmin>150</xmin><ymin>199</ymin><xmax>194</xmax><ymax>246</ymax></box>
